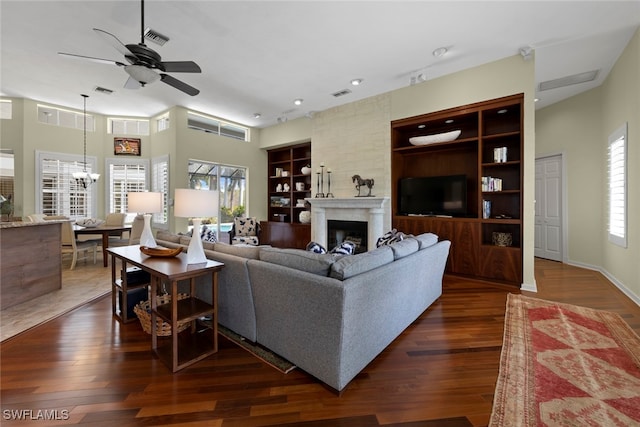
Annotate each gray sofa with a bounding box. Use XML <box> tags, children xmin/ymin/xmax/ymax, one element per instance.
<box><xmin>155</xmin><ymin>230</ymin><xmax>450</xmax><ymax>392</ymax></box>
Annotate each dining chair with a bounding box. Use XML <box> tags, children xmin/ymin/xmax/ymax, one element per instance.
<box><xmin>109</xmin><ymin>215</ymin><xmax>145</xmax><ymax>246</ymax></box>
<box><xmin>61</xmin><ymin>221</ymin><xmax>97</xmax><ymax>270</ymax></box>
<box><xmin>105</xmin><ymin>212</ymin><xmax>127</xmax><ymax>239</ymax></box>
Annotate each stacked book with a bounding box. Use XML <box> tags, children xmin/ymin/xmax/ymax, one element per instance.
<box><xmin>493</xmin><ymin>147</ymin><xmax>508</xmax><ymax>163</ymax></box>
<box><xmin>482</xmin><ymin>176</ymin><xmax>503</xmax><ymax>192</ymax></box>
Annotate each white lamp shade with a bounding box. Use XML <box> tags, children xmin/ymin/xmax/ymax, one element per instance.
<box><xmin>174</xmin><ymin>189</ymin><xmax>218</xmax><ymax>218</ymax></box>
<box><xmin>128</xmin><ymin>192</ymin><xmax>163</xmax><ymax>213</ymax></box>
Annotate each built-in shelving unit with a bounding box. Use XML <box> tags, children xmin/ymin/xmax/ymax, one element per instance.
<box><xmin>263</xmin><ymin>142</ymin><xmax>312</xmax><ymax>249</ymax></box>
<box><xmin>391</xmin><ymin>94</ymin><xmax>523</xmax><ymax>285</ymax></box>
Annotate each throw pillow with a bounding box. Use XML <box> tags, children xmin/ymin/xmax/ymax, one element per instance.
<box><xmin>201</xmin><ymin>226</ymin><xmax>217</xmax><ymax>243</ymax></box>
<box><xmin>330</xmin><ymin>240</ymin><xmax>356</xmax><ymax>255</ymax></box>
<box><xmin>376</xmin><ymin>228</ymin><xmax>405</xmax><ymax>247</ymax></box>
<box><xmin>306</xmin><ymin>241</ymin><xmax>327</xmax><ymax>254</ymax></box>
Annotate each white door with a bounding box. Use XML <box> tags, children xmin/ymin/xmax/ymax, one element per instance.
<box><xmin>535</xmin><ymin>155</ymin><xmax>563</xmax><ymax>261</ymax></box>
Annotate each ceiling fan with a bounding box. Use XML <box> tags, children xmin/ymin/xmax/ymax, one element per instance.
<box><xmin>59</xmin><ymin>0</ymin><xmax>201</xmax><ymax>96</ymax></box>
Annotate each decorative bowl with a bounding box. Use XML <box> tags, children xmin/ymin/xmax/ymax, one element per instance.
<box><xmin>75</xmin><ymin>218</ymin><xmax>105</xmax><ymax>228</ymax></box>
<box><xmin>140</xmin><ymin>246</ymin><xmax>183</xmax><ymax>258</ymax></box>
<box><xmin>409</xmin><ymin>130</ymin><xmax>461</xmax><ymax>146</ymax></box>
<box><xmin>301</xmin><ymin>166</ymin><xmax>312</xmax><ymax>175</ymax></box>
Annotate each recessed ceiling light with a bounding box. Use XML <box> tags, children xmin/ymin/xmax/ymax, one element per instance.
<box><xmin>418</xmin><ymin>124</ymin><xmax>426</xmax><ymax>129</ymax></box>
<box><xmin>445</xmin><ymin>119</ymin><xmax>454</xmax><ymax>124</ymax></box>
<box><xmin>433</xmin><ymin>47</ymin><xmax>448</xmax><ymax>57</ymax></box>
<box><xmin>253</xmin><ymin>113</ymin><xmax>261</xmax><ymax>119</ymax></box>
<box><xmin>351</xmin><ymin>78</ymin><xmax>363</xmax><ymax>86</ymax></box>
<box><xmin>294</xmin><ymin>99</ymin><xmax>303</xmax><ymax>106</ymax></box>
<box><xmin>497</xmin><ymin>109</ymin><xmax>508</xmax><ymax>114</ymax></box>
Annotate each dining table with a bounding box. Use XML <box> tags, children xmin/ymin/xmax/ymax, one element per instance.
<box><xmin>74</xmin><ymin>224</ymin><xmax>132</xmax><ymax>267</ymax></box>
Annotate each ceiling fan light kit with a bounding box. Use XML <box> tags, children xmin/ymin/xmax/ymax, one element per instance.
<box><xmin>58</xmin><ymin>0</ymin><xmax>201</xmax><ymax>96</ymax></box>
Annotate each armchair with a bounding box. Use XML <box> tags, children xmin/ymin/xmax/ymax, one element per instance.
<box><xmin>230</xmin><ymin>217</ymin><xmax>260</xmax><ymax>246</ymax></box>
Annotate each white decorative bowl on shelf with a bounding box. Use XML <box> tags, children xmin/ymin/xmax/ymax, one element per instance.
<box><xmin>301</xmin><ymin>166</ymin><xmax>312</xmax><ymax>175</ymax></box>
<box><xmin>409</xmin><ymin>129</ymin><xmax>461</xmax><ymax>146</ymax></box>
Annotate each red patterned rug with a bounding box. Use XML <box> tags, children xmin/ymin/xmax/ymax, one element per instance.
<box><xmin>489</xmin><ymin>294</ymin><xmax>640</xmax><ymax>426</ymax></box>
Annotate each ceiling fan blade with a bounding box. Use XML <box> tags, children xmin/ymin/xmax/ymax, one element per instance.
<box><xmin>161</xmin><ymin>61</ymin><xmax>202</xmax><ymax>73</ymax></box>
<box><xmin>124</xmin><ymin>76</ymin><xmax>142</xmax><ymax>89</ymax></box>
<box><xmin>93</xmin><ymin>28</ymin><xmax>133</xmax><ymax>57</ymax></box>
<box><xmin>160</xmin><ymin>74</ymin><xmax>199</xmax><ymax>96</ymax></box>
<box><xmin>58</xmin><ymin>52</ymin><xmax>124</xmax><ymax>67</ymax></box>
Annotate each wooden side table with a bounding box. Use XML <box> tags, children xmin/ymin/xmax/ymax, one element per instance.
<box><xmin>107</xmin><ymin>245</ymin><xmax>224</xmax><ymax>372</ymax></box>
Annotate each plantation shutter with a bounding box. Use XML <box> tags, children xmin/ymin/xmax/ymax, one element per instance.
<box><xmin>608</xmin><ymin>123</ymin><xmax>627</xmax><ymax>248</ymax></box>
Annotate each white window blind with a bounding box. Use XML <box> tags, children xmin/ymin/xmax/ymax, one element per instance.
<box><xmin>608</xmin><ymin>123</ymin><xmax>627</xmax><ymax>248</ymax></box>
<box><xmin>151</xmin><ymin>155</ymin><xmax>169</xmax><ymax>227</ymax></box>
<box><xmin>107</xmin><ymin>159</ymin><xmax>148</xmax><ymax>221</ymax></box>
<box><xmin>37</xmin><ymin>151</ymin><xmax>96</xmax><ymax>219</ymax></box>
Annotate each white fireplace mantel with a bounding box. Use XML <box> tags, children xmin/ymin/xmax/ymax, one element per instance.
<box><xmin>305</xmin><ymin>197</ymin><xmax>390</xmax><ymax>251</ymax></box>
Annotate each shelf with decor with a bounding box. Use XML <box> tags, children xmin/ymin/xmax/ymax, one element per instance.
<box><xmin>264</xmin><ymin>142</ymin><xmax>312</xmax><ymax>248</ymax></box>
<box><xmin>391</xmin><ymin>93</ymin><xmax>523</xmax><ymax>285</ymax></box>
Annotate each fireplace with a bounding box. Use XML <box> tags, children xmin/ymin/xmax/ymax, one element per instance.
<box><xmin>305</xmin><ymin>197</ymin><xmax>390</xmax><ymax>252</ymax></box>
<box><xmin>328</xmin><ymin>220</ymin><xmax>368</xmax><ymax>253</ymax></box>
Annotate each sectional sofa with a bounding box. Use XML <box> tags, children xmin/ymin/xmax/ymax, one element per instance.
<box><xmin>155</xmin><ymin>230</ymin><xmax>451</xmax><ymax>392</ymax></box>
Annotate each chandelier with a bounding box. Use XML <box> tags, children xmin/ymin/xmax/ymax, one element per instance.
<box><xmin>72</xmin><ymin>94</ymin><xmax>100</xmax><ymax>189</ymax></box>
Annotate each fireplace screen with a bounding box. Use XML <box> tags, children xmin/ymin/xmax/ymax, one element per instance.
<box><xmin>327</xmin><ymin>220</ymin><xmax>368</xmax><ymax>253</ymax></box>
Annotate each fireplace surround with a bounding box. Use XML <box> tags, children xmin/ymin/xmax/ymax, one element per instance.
<box><xmin>305</xmin><ymin>197</ymin><xmax>390</xmax><ymax>251</ymax></box>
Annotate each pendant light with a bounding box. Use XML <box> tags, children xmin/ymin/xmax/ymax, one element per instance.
<box><xmin>72</xmin><ymin>94</ymin><xmax>100</xmax><ymax>188</ymax></box>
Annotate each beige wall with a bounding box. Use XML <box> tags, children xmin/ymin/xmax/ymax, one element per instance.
<box><xmin>3</xmin><ymin>101</ymin><xmax>266</xmax><ymax>234</ymax></box>
<box><xmin>258</xmin><ymin>54</ymin><xmax>536</xmax><ymax>288</ymax></box>
<box><xmin>536</xmin><ymin>28</ymin><xmax>639</xmax><ymax>302</ymax></box>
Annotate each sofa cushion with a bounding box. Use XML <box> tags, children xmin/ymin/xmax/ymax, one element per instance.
<box><xmin>330</xmin><ymin>246</ymin><xmax>394</xmax><ymax>280</ymax></box>
<box><xmin>389</xmin><ymin>238</ymin><xmax>419</xmax><ymax>260</ymax></box>
<box><xmin>414</xmin><ymin>233</ymin><xmax>439</xmax><ymax>250</ymax></box>
<box><xmin>156</xmin><ymin>230</ymin><xmax>181</xmax><ymax>244</ymax></box>
<box><xmin>214</xmin><ymin>242</ymin><xmax>262</xmax><ymax>260</ymax></box>
<box><xmin>259</xmin><ymin>247</ymin><xmax>336</xmax><ymax>276</ymax></box>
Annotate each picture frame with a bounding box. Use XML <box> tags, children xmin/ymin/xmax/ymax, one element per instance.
<box><xmin>114</xmin><ymin>138</ymin><xmax>141</xmax><ymax>156</ymax></box>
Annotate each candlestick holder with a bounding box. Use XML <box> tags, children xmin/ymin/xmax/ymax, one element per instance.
<box><xmin>326</xmin><ymin>170</ymin><xmax>334</xmax><ymax>198</ymax></box>
<box><xmin>315</xmin><ymin>168</ymin><xmax>325</xmax><ymax>198</ymax></box>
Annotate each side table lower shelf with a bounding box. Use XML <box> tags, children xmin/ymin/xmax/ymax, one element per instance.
<box><xmin>154</xmin><ymin>324</ymin><xmax>216</xmax><ymax>371</ymax></box>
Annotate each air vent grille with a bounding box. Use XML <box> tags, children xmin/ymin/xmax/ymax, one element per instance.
<box><xmin>539</xmin><ymin>70</ymin><xmax>599</xmax><ymax>91</ymax></box>
<box><xmin>332</xmin><ymin>89</ymin><xmax>352</xmax><ymax>97</ymax></box>
<box><xmin>94</xmin><ymin>86</ymin><xmax>113</xmax><ymax>94</ymax></box>
<box><xmin>144</xmin><ymin>27</ymin><xmax>169</xmax><ymax>46</ymax></box>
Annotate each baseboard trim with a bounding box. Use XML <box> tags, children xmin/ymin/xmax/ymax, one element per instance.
<box><xmin>566</xmin><ymin>260</ymin><xmax>640</xmax><ymax>308</ymax></box>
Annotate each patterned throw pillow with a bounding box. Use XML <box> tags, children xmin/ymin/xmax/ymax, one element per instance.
<box><xmin>306</xmin><ymin>241</ymin><xmax>327</xmax><ymax>254</ymax></box>
<box><xmin>201</xmin><ymin>226</ymin><xmax>217</xmax><ymax>243</ymax></box>
<box><xmin>330</xmin><ymin>241</ymin><xmax>356</xmax><ymax>256</ymax></box>
<box><xmin>376</xmin><ymin>229</ymin><xmax>405</xmax><ymax>247</ymax></box>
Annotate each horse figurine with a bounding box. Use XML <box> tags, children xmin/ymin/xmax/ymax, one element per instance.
<box><xmin>352</xmin><ymin>175</ymin><xmax>375</xmax><ymax>197</ymax></box>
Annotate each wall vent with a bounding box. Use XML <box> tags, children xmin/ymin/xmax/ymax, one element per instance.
<box><xmin>144</xmin><ymin>27</ymin><xmax>169</xmax><ymax>46</ymax></box>
<box><xmin>332</xmin><ymin>89</ymin><xmax>352</xmax><ymax>97</ymax></box>
<box><xmin>94</xmin><ymin>86</ymin><xmax>113</xmax><ymax>94</ymax></box>
<box><xmin>539</xmin><ymin>70</ymin><xmax>599</xmax><ymax>91</ymax></box>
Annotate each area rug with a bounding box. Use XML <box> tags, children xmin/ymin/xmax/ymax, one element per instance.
<box><xmin>201</xmin><ymin>321</ymin><xmax>296</xmax><ymax>374</ymax></box>
<box><xmin>489</xmin><ymin>294</ymin><xmax>640</xmax><ymax>426</ymax></box>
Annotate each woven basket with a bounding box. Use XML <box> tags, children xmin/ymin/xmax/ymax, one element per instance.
<box><xmin>134</xmin><ymin>293</ymin><xmax>190</xmax><ymax>336</ymax></box>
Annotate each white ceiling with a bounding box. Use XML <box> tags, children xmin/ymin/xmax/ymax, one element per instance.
<box><xmin>1</xmin><ymin>1</ymin><xmax>639</xmax><ymax>129</ymax></box>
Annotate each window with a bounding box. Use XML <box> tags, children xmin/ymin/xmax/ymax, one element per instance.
<box><xmin>156</xmin><ymin>114</ymin><xmax>170</xmax><ymax>132</ymax></box>
<box><xmin>0</xmin><ymin>99</ymin><xmax>12</xmax><ymax>119</ymax></box>
<box><xmin>36</xmin><ymin>151</ymin><xmax>97</xmax><ymax>219</ymax></box>
<box><xmin>151</xmin><ymin>155</ymin><xmax>169</xmax><ymax>228</ymax></box>
<box><xmin>187</xmin><ymin>111</ymin><xmax>249</xmax><ymax>141</ymax></box>
<box><xmin>37</xmin><ymin>104</ymin><xmax>95</xmax><ymax>131</ymax></box>
<box><xmin>106</xmin><ymin>158</ymin><xmax>149</xmax><ymax>222</ymax></box>
<box><xmin>608</xmin><ymin>123</ymin><xmax>627</xmax><ymax>248</ymax></box>
<box><xmin>107</xmin><ymin>118</ymin><xmax>149</xmax><ymax>135</ymax></box>
<box><xmin>188</xmin><ymin>160</ymin><xmax>247</xmax><ymax>238</ymax></box>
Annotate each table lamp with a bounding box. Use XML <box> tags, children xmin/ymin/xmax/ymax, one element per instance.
<box><xmin>127</xmin><ymin>191</ymin><xmax>163</xmax><ymax>248</ymax></box>
<box><xmin>174</xmin><ymin>188</ymin><xmax>218</xmax><ymax>264</ymax></box>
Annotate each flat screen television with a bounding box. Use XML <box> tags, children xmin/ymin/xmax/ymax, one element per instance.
<box><xmin>398</xmin><ymin>174</ymin><xmax>467</xmax><ymax>217</ymax></box>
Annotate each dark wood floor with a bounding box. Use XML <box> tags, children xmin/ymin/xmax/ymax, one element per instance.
<box><xmin>2</xmin><ymin>259</ymin><xmax>639</xmax><ymax>426</ymax></box>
